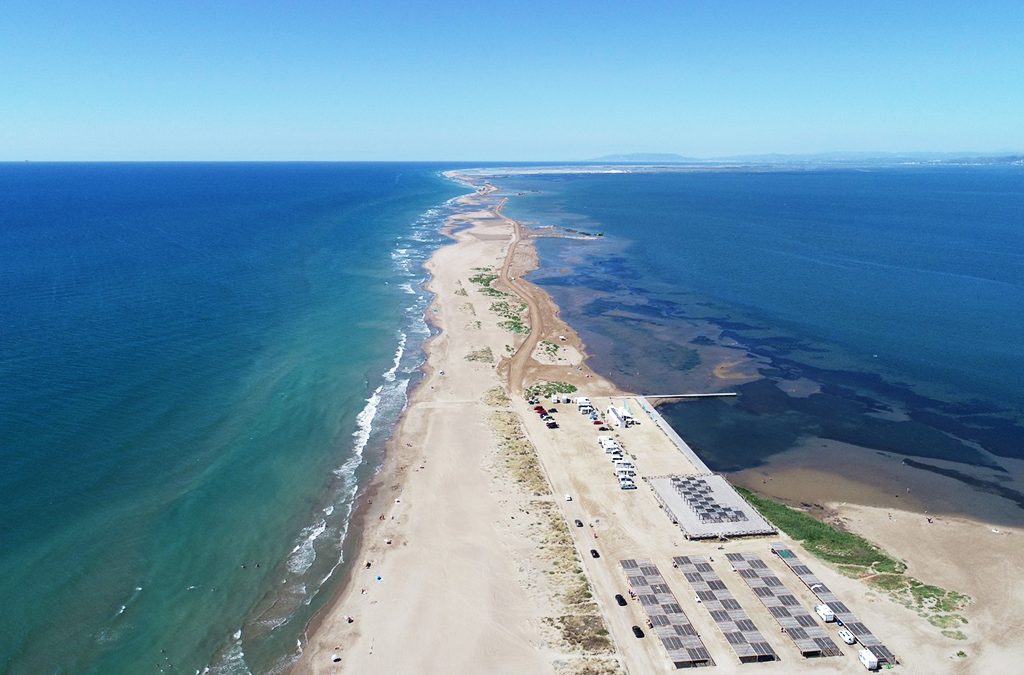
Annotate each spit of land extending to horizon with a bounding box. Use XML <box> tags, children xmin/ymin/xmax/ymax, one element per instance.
<box><xmin>2</xmin><ymin>159</ymin><xmax>1023</xmax><ymax>674</ymax></box>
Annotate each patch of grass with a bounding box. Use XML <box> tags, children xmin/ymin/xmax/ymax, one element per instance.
<box><xmin>544</xmin><ymin>614</ymin><xmax>613</xmax><ymax>653</ymax></box>
<box><xmin>956</xmin><ymin>650</ymin><xmax>967</xmax><ymax>658</ymax></box>
<box><xmin>555</xmin><ymin>658</ymin><xmax>622</xmax><ymax>675</ymax></box>
<box><xmin>499</xmin><ymin>319</ymin><xmax>530</xmax><ymax>334</ymax></box>
<box><xmin>469</xmin><ymin>271</ymin><xmax>508</xmax><ymax>297</ymax></box>
<box><xmin>736</xmin><ymin>487</ymin><xmax>905</xmax><ymax>571</ymax></box>
<box><xmin>942</xmin><ymin>630</ymin><xmax>967</xmax><ymax>641</ymax></box>
<box><xmin>928</xmin><ymin>614</ymin><xmax>967</xmax><ymax>629</ymax></box>
<box><xmin>491</xmin><ymin>300</ymin><xmax>529</xmax><ymax>334</ymax></box>
<box><xmin>482</xmin><ymin>386</ymin><xmax>510</xmax><ymax>407</ymax></box>
<box><xmin>527</xmin><ymin>381</ymin><xmax>578</xmax><ymax>398</ymax></box>
<box><xmin>466</xmin><ymin>347</ymin><xmax>495</xmax><ymax>363</ymax></box>
<box><xmin>454</xmin><ymin>286</ymin><xmax>468</xmax><ymax>296</ymax></box>
<box><xmin>540</xmin><ymin>340</ymin><xmax>561</xmax><ymax>358</ymax></box>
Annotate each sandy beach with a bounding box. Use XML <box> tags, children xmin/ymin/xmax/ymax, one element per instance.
<box><xmin>295</xmin><ymin>174</ymin><xmax>1024</xmax><ymax>674</ymax></box>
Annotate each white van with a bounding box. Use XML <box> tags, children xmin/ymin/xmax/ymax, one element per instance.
<box><xmin>814</xmin><ymin>604</ymin><xmax>835</xmax><ymax>622</ymax></box>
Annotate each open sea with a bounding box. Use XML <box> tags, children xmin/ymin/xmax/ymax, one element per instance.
<box><xmin>497</xmin><ymin>166</ymin><xmax>1024</xmax><ymax>519</ymax></box>
<box><xmin>0</xmin><ymin>163</ymin><xmax>466</xmax><ymax>674</ymax></box>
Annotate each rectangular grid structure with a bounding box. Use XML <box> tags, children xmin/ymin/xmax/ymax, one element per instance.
<box><xmin>726</xmin><ymin>553</ymin><xmax>843</xmax><ymax>658</ymax></box>
<box><xmin>621</xmin><ymin>559</ymin><xmax>715</xmax><ymax>668</ymax></box>
<box><xmin>671</xmin><ymin>556</ymin><xmax>777</xmax><ymax>663</ymax></box>
<box><xmin>770</xmin><ymin>542</ymin><xmax>897</xmax><ymax>667</ymax></box>
<box><xmin>647</xmin><ymin>475</ymin><xmax>777</xmax><ymax>539</ymax></box>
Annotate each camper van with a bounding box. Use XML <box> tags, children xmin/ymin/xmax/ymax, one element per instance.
<box><xmin>619</xmin><ymin>477</ymin><xmax>637</xmax><ymax>490</ymax></box>
<box><xmin>814</xmin><ymin>604</ymin><xmax>835</xmax><ymax>622</ymax></box>
<box><xmin>605</xmin><ymin>404</ymin><xmax>637</xmax><ymax>428</ymax></box>
<box><xmin>857</xmin><ymin>649</ymin><xmax>878</xmax><ymax>671</ymax></box>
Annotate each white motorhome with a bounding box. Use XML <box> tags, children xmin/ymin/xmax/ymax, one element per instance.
<box><xmin>606</xmin><ymin>404</ymin><xmax>636</xmax><ymax>428</ymax></box>
<box><xmin>814</xmin><ymin>604</ymin><xmax>835</xmax><ymax>622</ymax></box>
<box><xmin>857</xmin><ymin>649</ymin><xmax>878</xmax><ymax>671</ymax></box>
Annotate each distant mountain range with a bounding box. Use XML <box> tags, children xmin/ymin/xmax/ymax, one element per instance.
<box><xmin>590</xmin><ymin>151</ymin><xmax>1024</xmax><ymax>166</ymax></box>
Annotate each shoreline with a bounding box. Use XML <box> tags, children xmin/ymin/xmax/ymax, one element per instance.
<box><xmin>294</xmin><ymin>177</ymin><xmax>620</xmax><ymax>673</ymax></box>
<box><xmin>295</xmin><ymin>171</ymin><xmax>1024</xmax><ymax>673</ymax></box>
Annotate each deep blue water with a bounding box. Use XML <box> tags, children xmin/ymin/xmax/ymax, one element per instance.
<box><xmin>0</xmin><ymin>163</ymin><xmax>465</xmax><ymax>674</ymax></box>
<box><xmin>500</xmin><ymin>167</ymin><xmax>1024</xmax><ymax>500</ymax></box>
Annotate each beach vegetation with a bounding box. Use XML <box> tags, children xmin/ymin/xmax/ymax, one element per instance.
<box><xmin>555</xmin><ymin>658</ymin><xmax>623</xmax><ymax>675</ymax></box>
<box><xmin>527</xmin><ymin>381</ymin><xmax>578</xmax><ymax>398</ymax></box>
<box><xmin>956</xmin><ymin>650</ymin><xmax>967</xmax><ymax>658</ymax></box>
<box><xmin>737</xmin><ymin>486</ymin><xmax>971</xmax><ymax>636</ymax></box>
<box><xmin>541</xmin><ymin>340</ymin><xmax>561</xmax><ymax>359</ymax></box>
<box><xmin>545</xmin><ymin>614</ymin><xmax>613</xmax><ymax>653</ymax></box>
<box><xmin>470</xmin><ymin>271</ymin><xmax>508</xmax><ymax>297</ymax></box>
<box><xmin>490</xmin><ymin>300</ymin><xmax>529</xmax><ymax>333</ymax></box>
<box><xmin>483</xmin><ymin>386</ymin><xmax>510</xmax><ymax>407</ymax></box>
<box><xmin>466</xmin><ymin>347</ymin><xmax>495</xmax><ymax>364</ymax></box>
<box><xmin>499</xmin><ymin>320</ymin><xmax>529</xmax><ymax>334</ymax></box>
<box><xmin>943</xmin><ymin>630</ymin><xmax>968</xmax><ymax>641</ymax></box>
<box><xmin>490</xmin><ymin>411</ymin><xmax>549</xmax><ymax>496</ymax></box>
<box><xmin>736</xmin><ymin>487</ymin><xmax>904</xmax><ymax>571</ymax></box>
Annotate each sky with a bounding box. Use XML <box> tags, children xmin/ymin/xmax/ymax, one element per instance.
<box><xmin>1</xmin><ymin>1</ymin><xmax>1022</xmax><ymax>160</ymax></box>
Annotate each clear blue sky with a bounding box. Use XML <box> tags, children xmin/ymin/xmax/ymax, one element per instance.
<box><xmin>2</xmin><ymin>1</ymin><xmax>1022</xmax><ymax>160</ymax></box>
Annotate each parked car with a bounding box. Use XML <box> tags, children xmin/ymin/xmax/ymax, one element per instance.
<box><xmin>837</xmin><ymin>628</ymin><xmax>857</xmax><ymax>645</ymax></box>
<box><xmin>615</xmin><ymin>594</ymin><xmax>627</xmax><ymax>606</ymax></box>
<box><xmin>592</xmin><ymin>420</ymin><xmax>603</xmax><ymax>425</ymax></box>
<box><xmin>631</xmin><ymin>625</ymin><xmax>645</xmax><ymax>638</ymax></box>
<box><xmin>598</xmin><ymin>426</ymin><xmax>610</xmax><ymax>431</ymax></box>
<box><xmin>590</xmin><ymin>549</ymin><xmax>600</xmax><ymax>558</ymax></box>
<box><xmin>547</xmin><ymin>407</ymin><xmax>558</xmax><ymax>413</ymax></box>
<box><xmin>546</xmin><ymin>421</ymin><xmax>559</xmax><ymax>429</ymax></box>
<box><xmin>564</xmin><ymin>494</ymin><xmax>572</xmax><ymax>502</ymax></box>
<box><xmin>574</xmin><ymin>519</ymin><xmax>583</xmax><ymax>527</ymax></box>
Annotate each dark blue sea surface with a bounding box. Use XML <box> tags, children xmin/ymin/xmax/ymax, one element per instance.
<box><xmin>0</xmin><ymin>163</ymin><xmax>466</xmax><ymax>674</ymax></box>
<box><xmin>499</xmin><ymin>167</ymin><xmax>1024</xmax><ymax>510</ymax></box>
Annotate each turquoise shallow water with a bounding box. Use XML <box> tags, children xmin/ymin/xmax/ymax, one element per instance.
<box><xmin>0</xmin><ymin>163</ymin><xmax>466</xmax><ymax>674</ymax></box>
<box><xmin>498</xmin><ymin>166</ymin><xmax>1024</xmax><ymax>514</ymax></box>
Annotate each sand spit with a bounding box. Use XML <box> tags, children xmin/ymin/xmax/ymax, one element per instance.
<box><xmin>296</xmin><ymin>173</ymin><xmax>1023</xmax><ymax>674</ymax></box>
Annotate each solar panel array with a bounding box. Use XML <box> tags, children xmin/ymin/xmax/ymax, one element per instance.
<box><xmin>770</xmin><ymin>542</ymin><xmax>897</xmax><ymax>666</ymax></box>
<box><xmin>672</xmin><ymin>556</ymin><xmax>777</xmax><ymax>663</ymax></box>
<box><xmin>727</xmin><ymin>553</ymin><xmax>843</xmax><ymax>658</ymax></box>
<box><xmin>620</xmin><ymin>559</ymin><xmax>715</xmax><ymax>668</ymax></box>
<box><xmin>671</xmin><ymin>476</ymin><xmax>749</xmax><ymax>524</ymax></box>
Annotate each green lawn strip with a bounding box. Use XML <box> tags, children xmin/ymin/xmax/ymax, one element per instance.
<box><xmin>736</xmin><ymin>486</ymin><xmax>903</xmax><ymax>570</ymax></box>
